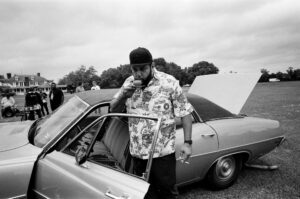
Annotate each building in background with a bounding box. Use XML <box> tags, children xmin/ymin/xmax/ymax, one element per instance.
<box><xmin>1</xmin><ymin>73</ymin><xmax>67</xmax><ymax>95</ymax></box>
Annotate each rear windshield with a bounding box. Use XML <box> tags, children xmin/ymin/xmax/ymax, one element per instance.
<box><xmin>187</xmin><ymin>93</ymin><xmax>236</xmax><ymax>122</ymax></box>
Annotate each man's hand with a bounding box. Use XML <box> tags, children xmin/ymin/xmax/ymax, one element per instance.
<box><xmin>121</xmin><ymin>82</ymin><xmax>137</xmax><ymax>98</ymax></box>
<box><xmin>179</xmin><ymin>143</ymin><xmax>192</xmax><ymax>163</ymax></box>
<box><xmin>110</xmin><ymin>81</ymin><xmax>137</xmax><ymax>113</ymax></box>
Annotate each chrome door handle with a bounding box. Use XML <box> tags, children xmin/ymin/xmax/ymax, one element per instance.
<box><xmin>201</xmin><ymin>133</ymin><xmax>215</xmax><ymax>137</ymax></box>
<box><xmin>105</xmin><ymin>190</ymin><xmax>130</xmax><ymax>199</ymax></box>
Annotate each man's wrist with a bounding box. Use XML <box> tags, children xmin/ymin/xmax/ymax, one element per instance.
<box><xmin>184</xmin><ymin>140</ymin><xmax>193</xmax><ymax>145</ymax></box>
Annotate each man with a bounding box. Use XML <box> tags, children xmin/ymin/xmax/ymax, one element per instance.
<box><xmin>1</xmin><ymin>92</ymin><xmax>15</xmax><ymax>109</ymax></box>
<box><xmin>39</xmin><ymin>88</ymin><xmax>49</xmax><ymax>115</ymax></box>
<box><xmin>91</xmin><ymin>81</ymin><xmax>101</xmax><ymax>90</ymax></box>
<box><xmin>1</xmin><ymin>92</ymin><xmax>16</xmax><ymax>117</ymax></box>
<box><xmin>33</xmin><ymin>86</ymin><xmax>44</xmax><ymax>116</ymax></box>
<box><xmin>75</xmin><ymin>82</ymin><xmax>85</xmax><ymax>93</ymax></box>
<box><xmin>49</xmin><ymin>82</ymin><xmax>64</xmax><ymax>112</ymax></box>
<box><xmin>25</xmin><ymin>86</ymin><xmax>42</xmax><ymax>120</ymax></box>
<box><xmin>110</xmin><ymin>47</ymin><xmax>193</xmax><ymax>199</ymax></box>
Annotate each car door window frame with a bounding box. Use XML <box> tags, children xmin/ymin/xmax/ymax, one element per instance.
<box><xmin>41</xmin><ymin>102</ymin><xmax>110</xmax><ymax>156</ymax></box>
<box><xmin>61</xmin><ymin>113</ymin><xmax>162</xmax><ymax>182</ymax></box>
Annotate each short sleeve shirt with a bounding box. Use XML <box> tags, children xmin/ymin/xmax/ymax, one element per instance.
<box><xmin>114</xmin><ymin>69</ymin><xmax>193</xmax><ymax>159</ymax></box>
<box><xmin>91</xmin><ymin>85</ymin><xmax>100</xmax><ymax>90</ymax></box>
<box><xmin>1</xmin><ymin>97</ymin><xmax>15</xmax><ymax>108</ymax></box>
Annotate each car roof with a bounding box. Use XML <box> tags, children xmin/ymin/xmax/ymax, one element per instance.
<box><xmin>75</xmin><ymin>90</ymin><xmax>116</xmax><ymax>106</ymax></box>
<box><xmin>187</xmin><ymin>93</ymin><xmax>236</xmax><ymax>121</ymax></box>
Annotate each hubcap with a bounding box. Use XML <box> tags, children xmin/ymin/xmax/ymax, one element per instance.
<box><xmin>216</xmin><ymin>157</ymin><xmax>236</xmax><ymax>180</ymax></box>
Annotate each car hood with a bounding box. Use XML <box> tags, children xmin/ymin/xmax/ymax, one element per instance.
<box><xmin>0</xmin><ymin>121</ymin><xmax>34</xmax><ymax>152</ymax></box>
<box><xmin>188</xmin><ymin>73</ymin><xmax>261</xmax><ymax>114</ymax></box>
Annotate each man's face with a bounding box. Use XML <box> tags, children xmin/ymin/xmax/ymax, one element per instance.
<box><xmin>131</xmin><ymin>64</ymin><xmax>152</xmax><ymax>82</ymax></box>
<box><xmin>51</xmin><ymin>83</ymin><xmax>56</xmax><ymax>89</ymax></box>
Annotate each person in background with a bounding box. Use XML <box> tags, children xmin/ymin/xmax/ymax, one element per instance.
<box><xmin>33</xmin><ymin>86</ymin><xmax>44</xmax><ymax>116</ymax></box>
<box><xmin>75</xmin><ymin>82</ymin><xmax>85</xmax><ymax>93</ymax></box>
<box><xmin>91</xmin><ymin>81</ymin><xmax>100</xmax><ymax>90</ymax></box>
<box><xmin>25</xmin><ymin>86</ymin><xmax>42</xmax><ymax>120</ymax></box>
<box><xmin>1</xmin><ymin>92</ymin><xmax>15</xmax><ymax>109</ymax></box>
<box><xmin>39</xmin><ymin>88</ymin><xmax>49</xmax><ymax>115</ymax></box>
<box><xmin>110</xmin><ymin>47</ymin><xmax>193</xmax><ymax>199</ymax></box>
<box><xmin>1</xmin><ymin>92</ymin><xmax>16</xmax><ymax>117</ymax></box>
<box><xmin>49</xmin><ymin>82</ymin><xmax>64</xmax><ymax>112</ymax></box>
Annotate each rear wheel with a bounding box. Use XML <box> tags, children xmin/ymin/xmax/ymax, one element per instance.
<box><xmin>207</xmin><ymin>155</ymin><xmax>242</xmax><ymax>190</ymax></box>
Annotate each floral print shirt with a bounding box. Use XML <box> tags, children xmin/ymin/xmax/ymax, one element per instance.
<box><xmin>114</xmin><ymin>69</ymin><xmax>193</xmax><ymax>159</ymax></box>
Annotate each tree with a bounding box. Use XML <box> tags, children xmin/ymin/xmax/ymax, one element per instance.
<box><xmin>99</xmin><ymin>68</ymin><xmax>122</xmax><ymax>88</ymax></box>
<box><xmin>275</xmin><ymin>72</ymin><xmax>284</xmax><ymax>81</ymax></box>
<box><xmin>58</xmin><ymin>65</ymin><xmax>101</xmax><ymax>90</ymax></box>
<box><xmin>154</xmin><ymin>58</ymin><xmax>168</xmax><ymax>73</ymax></box>
<box><xmin>186</xmin><ymin>61</ymin><xmax>219</xmax><ymax>84</ymax></box>
<box><xmin>117</xmin><ymin>64</ymin><xmax>132</xmax><ymax>82</ymax></box>
<box><xmin>258</xmin><ymin>68</ymin><xmax>270</xmax><ymax>82</ymax></box>
<box><xmin>286</xmin><ymin>67</ymin><xmax>296</xmax><ymax>81</ymax></box>
<box><xmin>168</xmin><ymin>62</ymin><xmax>184</xmax><ymax>85</ymax></box>
<box><xmin>294</xmin><ymin>69</ymin><xmax>300</xmax><ymax>80</ymax></box>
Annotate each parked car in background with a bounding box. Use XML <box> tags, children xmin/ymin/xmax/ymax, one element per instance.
<box><xmin>0</xmin><ymin>74</ymin><xmax>284</xmax><ymax>198</ymax></box>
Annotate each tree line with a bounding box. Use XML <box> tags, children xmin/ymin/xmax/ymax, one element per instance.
<box><xmin>58</xmin><ymin>58</ymin><xmax>300</xmax><ymax>90</ymax></box>
<box><xmin>259</xmin><ymin>67</ymin><xmax>300</xmax><ymax>82</ymax></box>
<box><xmin>58</xmin><ymin>58</ymin><xmax>219</xmax><ymax>90</ymax></box>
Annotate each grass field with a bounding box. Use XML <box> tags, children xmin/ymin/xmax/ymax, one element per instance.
<box><xmin>1</xmin><ymin>82</ymin><xmax>299</xmax><ymax>198</ymax></box>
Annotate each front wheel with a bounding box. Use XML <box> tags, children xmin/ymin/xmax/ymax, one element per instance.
<box><xmin>206</xmin><ymin>155</ymin><xmax>242</xmax><ymax>190</ymax></box>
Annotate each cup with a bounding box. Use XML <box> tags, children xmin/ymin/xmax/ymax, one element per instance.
<box><xmin>133</xmin><ymin>80</ymin><xmax>143</xmax><ymax>88</ymax></box>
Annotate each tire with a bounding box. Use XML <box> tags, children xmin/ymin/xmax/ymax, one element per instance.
<box><xmin>3</xmin><ymin>108</ymin><xmax>14</xmax><ymax>118</ymax></box>
<box><xmin>206</xmin><ymin>155</ymin><xmax>242</xmax><ymax>190</ymax></box>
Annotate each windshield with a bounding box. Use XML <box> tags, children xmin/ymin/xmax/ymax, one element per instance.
<box><xmin>33</xmin><ymin>96</ymin><xmax>89</xmax><ymax>148</ymax></box>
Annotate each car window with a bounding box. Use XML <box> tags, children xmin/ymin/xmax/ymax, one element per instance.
<box><xmin>62</xmin><ymin>119</ymin><xmax>103</xmax><ymax>157</ymax></box>
<box><xmin>61</xmin><ymin>115</ymin><xmax>148</xmax><ymax>179</ymax></box>
<box><xmin>34</xmin><ymin>96</ymin><xmax>89</xmax><ymax>148</ymax></box>
<box><xmin>77</xmin><ymin>106</ymin><xmax>109</xmax><ymax>130</ymax></box>
<box><xmin>55</xmin><ymin>105</ymin><xmax>109</xmax><ymax>151</ymax></box>
<box><xmin>88</xmin><ymin>117</ymin><xmax>132</xmax><ymax>172</ymax></box>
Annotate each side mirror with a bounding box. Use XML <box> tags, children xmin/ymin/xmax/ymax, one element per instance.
<box><xmin>75</xmin><ymin>146</ymin><xmax>88</xmax><ymax>165</ymax></box>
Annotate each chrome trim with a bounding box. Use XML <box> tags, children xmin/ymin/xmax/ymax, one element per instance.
<box><xmin>279</xmin><ymin>136</ymin><xmax>286</xmax><ymax>146</ymax></box>
<box><xmin>190</xmin><ymin>105</ymin><xmax>203</xmax><ymax>123</ymax></box>
<box><xmin>144</xmin><ymin>117</ymin><xmax>162</xmax><ymax>182</ymax></box>
<box><xmin>186</xmin><ymin>135</ymin><xmax>284</xmax><ymax>159</ymax></box>
<box><xmin>207</xmin><ymin>151</ymin><xmax>250</xmax><ymax>171</ymax></box>
<box><xmin>8</xmin><ymin>194</ymin><xmax>26</xmax><ymax>199</ymax></box>
<box><xmin>201</xmin><ymin>133</ymin><xmax>215</xmax><ymax>137</ymax></box>
<box><xmin>32</xmin><ymin>189</ymin><xmax>50</xmax><ymax>199</ymax></box>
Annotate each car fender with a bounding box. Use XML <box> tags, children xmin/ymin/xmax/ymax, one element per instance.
<box><xmin>0</xmin><ymin>144</ymin><xmax>42</xmax><ymax>198</ymax></box>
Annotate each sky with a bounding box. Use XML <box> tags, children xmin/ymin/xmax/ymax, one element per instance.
<box><xmin>0</xmin><ymin>0</ymin><xmax>299</xmax><ymax>82</ymax></box>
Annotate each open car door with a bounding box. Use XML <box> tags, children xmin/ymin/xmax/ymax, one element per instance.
<box><xmin>29</xmin><ymin>113</ymin><xmax>161</xmax><ymax>199</ymax></box>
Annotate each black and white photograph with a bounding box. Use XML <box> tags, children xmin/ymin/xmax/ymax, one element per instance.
<box><xmin>0</xmin><ymin>0</ymin><xmax>299</xmax><ymax>198</ymax></box>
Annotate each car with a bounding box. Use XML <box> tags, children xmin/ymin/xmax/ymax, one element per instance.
<box><xmin>0</xmin><ymin>74</ymin><xmax>285</xmax><ymax>199</ymax></box>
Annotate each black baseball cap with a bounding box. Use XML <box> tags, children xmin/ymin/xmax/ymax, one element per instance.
<box><xmin>129</xmin><ymin>47</ymin><xmax>153</xmax><ymax>66</ymax></box>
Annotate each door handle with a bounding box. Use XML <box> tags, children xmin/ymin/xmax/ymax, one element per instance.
<box><xmin>201</xmin><ymin>133</ymin><xmax>215</xmax><ymax>137</ymax></box>
<box><xmin>105</xmin><ymin>190</ymin><xmax>130</xmax><ymax>199</ymax></box>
